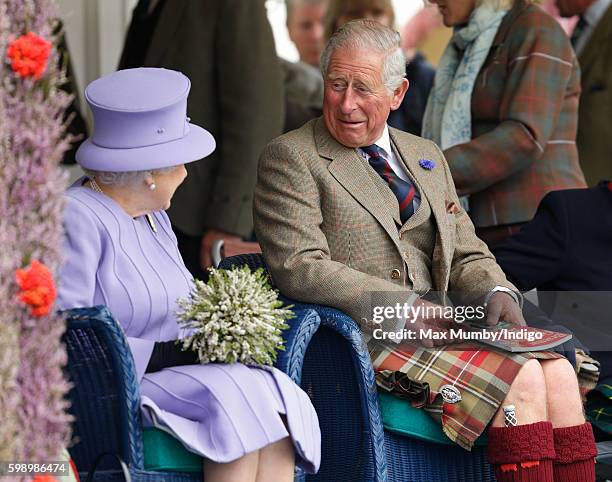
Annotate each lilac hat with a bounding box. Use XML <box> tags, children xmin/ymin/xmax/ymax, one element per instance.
<box><xmin>76</xmin><ymin>68</ymin><xmax>215</xmax><ymax>172</ymax></box>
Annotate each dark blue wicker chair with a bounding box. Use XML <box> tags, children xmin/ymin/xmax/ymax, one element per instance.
<box><xmin>218</xmin><ymin>253</ymin><xmax>497</xmax><ymax>482</ymax></box>
<box><xmin>62</xmin><ymin>305</ymin><xmax>321</xmax><ymax>482</ymax></box>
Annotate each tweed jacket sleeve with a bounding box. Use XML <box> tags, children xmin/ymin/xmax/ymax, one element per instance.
<box><xmin>445</xmin><ymin>7</ymin><xmax>581</xmax><ymax>197</ymax></box>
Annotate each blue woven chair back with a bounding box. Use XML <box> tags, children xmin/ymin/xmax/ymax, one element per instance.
<box><xmin>218</xmin><ymin>252</ymin><xmax>268</xmax><ymax>274</ymax></box>
<box><xmin>63</xmin><ymin>306</ymin><xmax>144</xmax><ymax>473</ymax></box>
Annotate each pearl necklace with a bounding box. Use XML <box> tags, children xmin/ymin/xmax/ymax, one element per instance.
<box><xmin>88</xmin><ymin>177</ymin><xmax>103</xmax><ymax>194</ymax></box>
<box><xmin>87</xmin><ymin>177</ymin><xmax>157</xmax><ymax>234</ymax></box>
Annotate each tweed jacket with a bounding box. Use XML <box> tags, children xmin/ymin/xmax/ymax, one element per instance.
<box><xmin>123</xmin><ymin>0</ymin><xmax>283</xmax><ymax>237</ymax></box>
<box><xmin>444</xmin><ymin>3</ymin><xmax>586</xmax><ymax>228</ymax></box>
<box><xmin>253</xmin><ymin>118</ymin><xmax>514</xmax><ymax>335</ymax></box>
<box><xmin>576</xmin><ymin>4</ymin><xmax>612</xmax><ymax>186</ymax></box>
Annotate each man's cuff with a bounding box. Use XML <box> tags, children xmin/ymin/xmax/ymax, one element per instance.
<box><xmin>389</xmin><ymin>292</ymin><xmax>420</xmax><ymax>343</ymax></box>
<box><xmin>485</xmin><ymin>286</ymin><xmax>523</xmax><ymax>309</ymax></box>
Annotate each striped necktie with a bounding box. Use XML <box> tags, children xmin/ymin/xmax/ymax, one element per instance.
<box><xmin>361</xmin><ymin>144</ymin><xmax>418</xmax><ymax>223</ymax></box>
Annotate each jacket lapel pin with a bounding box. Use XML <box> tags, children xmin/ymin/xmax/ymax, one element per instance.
<box><xmin>419</xmin><ymin>159</ymin><xmax>436</xmax><ymax>170</ymax></box>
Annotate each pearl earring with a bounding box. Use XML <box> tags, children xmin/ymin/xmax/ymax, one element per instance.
<box><xmin>149</xmin><ymin>183</ymin><xmax>156</xmax><ymax>191</ymax></box>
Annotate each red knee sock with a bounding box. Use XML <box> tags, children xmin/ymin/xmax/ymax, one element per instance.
<box><xmin>487</xmin><ymin>421</ymin><xmax>555</xmax><ymax>482</ymax></box>
<box><xmin>553</xmin><ymin>423</ymin><xmax>597</xmax><ymax>482</ymax></box>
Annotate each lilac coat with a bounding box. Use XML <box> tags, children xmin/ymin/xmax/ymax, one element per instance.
<box><xmin>57</xmin><ymin>181</ymin><xmax>320</xmax><ymax>472</ymax></box>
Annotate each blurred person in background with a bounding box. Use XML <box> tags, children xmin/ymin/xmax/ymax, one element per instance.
<box><xmin>422</xmin><ymin>0</ymin><xmax>586</xmax><ymax>248</ymax></box>
<box><xmin>324</xmin><ymin>0</ymin><xmax>435</xmax><ymax>136</ymax></box>
<box><xmin>119</xmin><ymin>0</ymin><xmax>283</xmax><ymax>278</ymax></box>
<box><xmin>555</xmin><ymin>0</ymin><xmax>612</xmax><ymax>186</ymax></box>
<box><xmin>541</xmin><ymin>0</ymin><xmax>578</xmax><ymax>34</ymax></box>
<box><xmin>287</xmin><ymin>0</ymin><xmax>328</xmax><ymax>68</ymax></box>
<box><xmin>282</xmin><ymin>0</ymin><xmax>328</xmax><ymax>132</ymax></box>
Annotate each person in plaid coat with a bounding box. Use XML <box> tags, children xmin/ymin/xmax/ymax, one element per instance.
<box><xmin>422</xmin><ymin>0</ymin><xmax>587</xmax><ymax>248</ymax></box>
<box><xmin>255</xmin><ymin>19</ymin><xmax>597</xmax><ymax>482</ymax></box>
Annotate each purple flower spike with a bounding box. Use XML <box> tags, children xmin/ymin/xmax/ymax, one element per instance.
<box><xmin>419</xmin><ymin>159</ymin><xmax>436</xmax><ymax>170</ymax></box>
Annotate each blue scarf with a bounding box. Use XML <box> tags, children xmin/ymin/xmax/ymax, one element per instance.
<box><xmin>422</xmin><ymin>4</ymin><xmax>509</xmax><ymax>150</ymax></box>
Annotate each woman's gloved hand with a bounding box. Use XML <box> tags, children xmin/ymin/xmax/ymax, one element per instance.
<box><xmin>145</xmin><ymin>340</ymin><xmax>200</xmax><ymax>373</ymax></box>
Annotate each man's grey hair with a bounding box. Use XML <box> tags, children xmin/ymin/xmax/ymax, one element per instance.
<box><xmin>286</xmin><ymin>0</ymin><xmax>328</xmax><ymax>24</ymax></box>
<box><xmin>83</xmin><ymin>166</ymin><xmax>175</xmax><ymax>186</ymax></box>
<box><xmin>320</xmin><ymin>19</ymin><xmax>406</xmax><ymax>94</ymax></box>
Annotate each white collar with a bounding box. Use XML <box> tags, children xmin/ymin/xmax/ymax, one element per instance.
<box><xmin>584</xmin><ymin>0</ymin><xmax>611</xmax><ymax>26</ymax></box>
<box><xmin>372</xmin><ymin>124</ymin><xmax>392</xmax><ymax>156</ymax></box>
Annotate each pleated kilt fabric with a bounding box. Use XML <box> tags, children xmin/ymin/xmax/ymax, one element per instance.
<box><xmin>369</xmin><ymin>341</ymin><xmax>561</xmax><ymax>450</ymax></box>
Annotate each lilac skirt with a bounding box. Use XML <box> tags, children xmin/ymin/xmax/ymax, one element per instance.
<box><xmin>140</xmin><ymin>363</ymin><xmax>321</xmax><ymax>473</ymax></box>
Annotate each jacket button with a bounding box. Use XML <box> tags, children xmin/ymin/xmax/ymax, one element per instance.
<box><xmin>390</xmin><ymin>269</ymin><xmax>401</xmax><ymax>279</ymax></box>
<box><xmin>399</xmin><ymin>232</ymin><xmax>404</xmax><ymax>240</ymax></box>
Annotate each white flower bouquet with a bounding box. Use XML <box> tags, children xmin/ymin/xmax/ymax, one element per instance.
<box><xmin>176</xmin><ymin>266</ymin><xmax>294</xmax><ymax>366</ymax></box>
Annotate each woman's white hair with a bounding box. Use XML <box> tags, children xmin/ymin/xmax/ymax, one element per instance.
<box><xmin>320</xmin><ymin>19</ymin><xmax>406</xmax><ymax>94</ymax></box>
<box><xmin>83</xmin><ymin>166</ymin><xmax>175</xmax><ymax>186</ymax></box>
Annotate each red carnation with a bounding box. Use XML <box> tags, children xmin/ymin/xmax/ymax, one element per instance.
<box><xmin>15</xmin><ymin>260</ymin><xmax>57</xmax><ymax>317</ymax></box>
<box><xmin>7</xmin><ymin>32</ymin><xmax>52</xmax><ymax>80</ymax></box>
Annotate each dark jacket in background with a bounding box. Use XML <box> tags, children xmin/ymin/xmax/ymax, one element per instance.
<box><xmin>388</xmin><ymin>53</ymin><xmax>435</xmax><ymax>137</ymax></box>
<box><xmin>281</xmin><ymin>58</ymin><xmax>323</xmax><ymax>133</ymax></box>
<box><xmin>120</xmin><ymin>0</ymin><xmax>283</xmax><ymax>239</ymax></box>
<box><xmin>575</xmin><ymin>4</ymin><xmax>612</xmax><ymax>186</ymax></box>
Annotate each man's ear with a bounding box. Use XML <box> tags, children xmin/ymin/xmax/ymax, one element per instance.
<box><xmin>390</xmin><ymin>78</ymin><xmax>409</xmax><ymax>111</ymax></box>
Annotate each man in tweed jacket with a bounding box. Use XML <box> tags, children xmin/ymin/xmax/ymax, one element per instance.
<box><xmin>254</xmin><ymin>19</ymin><xmax>522</xmax><ymax>339</ymax></box>
<box><xmin>253</xmin><ymin>19</ymin><xmax>598</xmax><ymax>479</ymax></box>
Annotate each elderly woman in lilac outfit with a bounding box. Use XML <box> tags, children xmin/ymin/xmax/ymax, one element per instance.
<box><xmin>57</xmin><ymin>68</ymin><xmax>321</xmax><ymax>482</ymax></box>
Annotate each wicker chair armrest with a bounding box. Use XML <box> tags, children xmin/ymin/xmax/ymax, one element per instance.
<box><xmin>63</xmin><ymin>305</ymin><xmax>145</xmax><ymax>470</ymax></box>
<box><xmin>274</xmin><ymin>308</ymin><xmax>321</xmax><ymax>384</ymax></box>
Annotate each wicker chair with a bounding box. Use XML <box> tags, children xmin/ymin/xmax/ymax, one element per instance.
<box><xmin>218</xmin><ymin>253</ymin><xmax>497</xmax><ymax>482</ymax></box>
<box><xmin>62</xmin><ymin>305</ymin><xmax>321</xmax><ymax>482</ymax></box>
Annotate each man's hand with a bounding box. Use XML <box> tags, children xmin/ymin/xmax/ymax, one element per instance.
<box><xmin>406</xmin><ymin>299</ymin><xmax>456</xmax><ymax>348</ymax></box>
<box><xmin>485</xmin><ymin>292</ymin><xmax>525</xmax><ymax>327</ymax></box>
<box><xmin>200</xmin><ymin>229</ymin><xmax>242</xmax><ymax>269</ymax></box>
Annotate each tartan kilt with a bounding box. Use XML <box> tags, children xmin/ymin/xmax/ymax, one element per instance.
<box><xmin>368</xmin><ymin>340</ymin><xmax>562</xmax><ymax>450</ymax></box>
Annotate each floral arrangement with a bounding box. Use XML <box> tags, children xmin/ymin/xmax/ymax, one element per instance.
<box><xmin>176</xmin><ymin>267</ymin><xmax>294</xmax><ymax>366</ymax></box>
<box><xmin>0</xmin><ymin>0</ymin><xmax>72</xmax><ymax>466</ymax></box>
